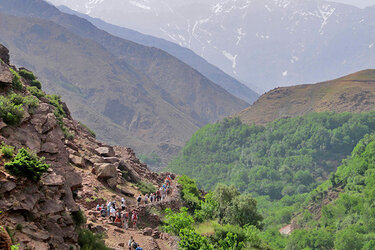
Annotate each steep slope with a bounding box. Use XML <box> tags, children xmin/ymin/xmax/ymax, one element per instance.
<box><xmin>47</xmin><ymin>0</ymin><xmax>375</xmax><ymax>91</ymax></box>
<box><xmin>0</xmin><ymin>0</ymin><xmax>249</xmax><ymax>166</ymax></box>
<box><xmin>0</xmin><ymin>44</ymin><xmax>180</xmax><ymax>249</ymax></box>
<box><xmin>237</xmin><ymin>69</ymin><xmax>375</xmax><ymax>126</ymax></box>
<box><xmin>57</xmin><ymin>5</ymin><xmax>259</xmax><ymax>104</ymax></box>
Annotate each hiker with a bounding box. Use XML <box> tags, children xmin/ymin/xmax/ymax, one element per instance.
<box><xmin>150</xmin><ymin>193</ymin><xmax>154</xmax><ymax>203</ymax></box>
<box><xmin>137</xmin><ymin>195</ymin><xmax>142</xmax><ymax>206</ymax></box>
<box><xmin>100</xmin><ymin>208</ymin><xmax>107</xmax><ymax>217</ymax></box>
<box><xmin>131</xmin><ymin>241</ymin><xmax>138</xmax><ymax>250</ymax></box>
<box><xmin>128</xmin><ymin>236</ymin><xmax>134</xmax><ymax>250</ymax></box>
<box><xmin>121</xmin><ymin>197</ymin><xmax>126</xmax><ymax>210</ymax></box>
<box><xmin>144</xmin><ymin>194</ymin><xmax>149</xmax><ymax>205</ymax></box>
<box><xmin>109</xmin><ymin>207</ymin><xmax>116</xmax><ymax>222</ymax></box>
<box><xmin>96</xmin><ymin>204</ymin><xmax>100</xmax><ymax>211</ymax></box>
<box><xmin>115</xmin><ymin>211</ymin><xmax>122</xmax><ymax>224</ymax></box>
<box><xmin>107</xmin><ymin>201</ymin><xmax>112</xmax><ymax>214</ymax></box>
<box><xmin>156</xmin><ymin>189</ymin><xmax>161</xmax><ymax>201</ymax></box>
<box><xmin>122</xmin><ymin>210</ymin><xmax>129</xmax><ymax>229</ymax></box>
<box><xmin>132</xmin><ymin>211</ymin><xmax>138</xmax><ymax>228</ymax></box>
<box><xmin>112</xmin><ymin>200</ymin><xmax>116</xmax><ymax>209</ymax></box>
<box><xmin>135</xmin><ymin>246</ymin><xmax>143</xmax><ymax>250</ymax></box>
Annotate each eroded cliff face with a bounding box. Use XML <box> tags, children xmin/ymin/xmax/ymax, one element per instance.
<box><xmin>0</xmin><ymin>44</ymin><xmax>176</xmax><ymax>249</ymax></box>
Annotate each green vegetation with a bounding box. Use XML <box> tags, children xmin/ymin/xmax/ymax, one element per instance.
<box><xmin>78</xmin><ymin>229</ymin><xmax>109</xmax><ymax>250</ymax></box>
<box><xmin>135</xmin><ymin>181</ymin><xmax>156</xmax><ymax>195</ymax></box>
<box><xmin>31</xmin><ymin>80</ymin><xmax>42</xmax><ymax>89</ymax></box>
<box><xmin>9</xmin><ymin>68</ymin><xmax>23</xmax><ymax>91</ymax></box>
<box><xmin>18</xmin><ymin>69</ymin><xmax>36</xmax><ymax>81</ymax></box>
<box><xmin>72</xmin><ymin>210</ymin><xmax>87</xmax><ymax>227</ymax></box>
<box><xmin>5</xmin><ymin>148</ymin><xmax>49</xmax><ymax>181</ymax></box>
<box><xmin>178</xmin><ymin>175</ymin><xmax>201</xmax><ymax>212</ymax></box>
<box><xmin>139</xmin><ymin>153</ymin><xmax>161</xmax><ymax>168</ymax></box>
<box><xmin>1</xmin><ymin>143</ymin><xmax>14</xmax><ymax>158</ymax></box>
<box><xmin>168</xmin><ymin>113</ymin><xmax>375</xmax><ymax>200</ymax></box>
<box><xmin>27</xmin><ymin>86</ymin><xmax>45</xmax><ymax>98</ymax></box>
<box><xmin>0</xmin><ymin>93</ymin><xmax>39</xmax><ymax>125</ymax></box>
<box><xmin>79</xmin><ymin>121</ymin><xmax>96</xmax><ymax>138</ymax></box>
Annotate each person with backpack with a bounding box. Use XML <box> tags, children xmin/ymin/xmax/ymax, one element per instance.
<box><xmin>144</xmin><ymin>194</ymin><xmax>149</xmax><ymax>205</ymax></box>
<box><xmin>109</xmin><ymin>207</ymin><xmax>116</xmax><ymax>222</ymax></box>
<box><xmin>132</xmin><ymin>211</ymin><xmax>138</xmax><ymax>228</ymax></box>
<box><xmin>156</xmin><ymin>189</ymin><xmax>161</xmax><ymax>201</ymax></box>
<box><xmin>131</xmin><ymin>241</ymin><xmax>138</xmax><ymax>250</ymax></box>
<box><xmin>123</xmin><ymin>210</ymin><xmax>129</xmax><ymax>229</ymax></box>
<box><xmin>137</xmin><ymin>195</ymin><xmax>142</xmax><ymax>206</ymax></box>
<box><xmin>128</xmin><ymin>236</ymin><xmax>134</xmax><ymax>250</ymax></box>
<box><xmin>100</xmin><ymin>208</ymin><xmax>107</xmax><ymax>217</ymax></box>
<box><xmin>121</xmin><ymin>197</ymin><xmax>126</xmax><ymax>210</ymax></box>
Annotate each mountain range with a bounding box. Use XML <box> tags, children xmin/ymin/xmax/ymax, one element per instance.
<box><xmin>47</xmin><ymin>0</ymin><xmax>375</xmax><ymax>92</ymax></box>
<box><xmin>0</xmin><ymin>0</ymin><xmax>249</xmax><ymax>167</ymax></box>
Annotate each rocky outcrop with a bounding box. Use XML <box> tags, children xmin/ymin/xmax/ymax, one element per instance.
<box><xmin>0</xmin><ymin>44</ymin><xmax>9</xmax><ymax>64</ymax></box>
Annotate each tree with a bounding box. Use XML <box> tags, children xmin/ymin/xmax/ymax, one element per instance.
<box><xmin>213</xmin><ymin>184</ymin><xmax>240</xmax><ymax>223</ymax></box>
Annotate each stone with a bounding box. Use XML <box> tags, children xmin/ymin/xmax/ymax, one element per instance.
<box><xmin>69</xmin><ymin>155</ymin><xmax>85</xmax><ymax>168</ymax></box>
<box><xmin>107</xmin><ymin>177</ymin><xmax>117</xmax><ymax>189</ymax></box>
<box><xmin>0</xmin><ymin>120</ymin><xmax>7</xmax><ymax>130</ymax></box>
<box><xmin>152</xmin><ymin>230</ymin><xmax>161</xmax><ymax>239</ymax></box>
<box><xmin>65</xmin><ymin>171</ymin><xmax>82</xmax><ymax>189</ymax></box>
<box><xmin>41</xmin><ymin>174</ymin><xmax>64</xmax><ymax>186</ymax></box>
<box><xmin>0</xmin><ymin>180</ymin><xmax>16</xmax><ymax>193</ymax></box>
<box><xmin>42</xmin><ymin>113</ymin><xmax>58</xmax><ymax>134</ymax></box>
<box><xmin>95</xmin><ymin>146</ymin><xmax>115</xmax><ymax>157</ymax></box>
<box><xmin>41</xmin><ymin>200</ymin><xmax>65</xmax><ymax>215</ymax></box>
<box><xmin>0</xmin><ymin>61</ymin><xmax>12</xmax><ymax>87</ymax></box>
<box><xmin>143</xmin><ymin>227</ymin><xmax>153</xmax><ymax>236</ymax></box>
<box><xmin>0</xmin><ymin>44</ymin><xmax>10</xmax><ymax>64</ymax></box>
<box><xmin>102</xmin><ymin>157</ymin><xmax>119</xmax><ymax>163</ymax></box>
<box><xmin>118</xmin><ymin>243</ymin><xmax>125</xmax><ymax>247</ymax></box>
<box><xmin>22</xmin><ymin>224</ymin><xmax>50</xmax><ymax>241</ymax></box>
<box><xmin>94</xmin><ymin>163</ymin><xmax>118</xmax><ymax>180</ymax></box>
<box><xmin>41</xmin><ymin>142</ymin><xmax>59</xmax><ymax>154</ymax></box>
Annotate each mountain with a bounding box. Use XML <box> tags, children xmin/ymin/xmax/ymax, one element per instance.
<box><xmin>0</xmin><ymin>0</ymin><xmax>249</xmax><ymax>167</ymax></box>
<box><xmin>237</xmin><ymin>69</ymin><xmax>375</xmax><ymax>126</ymax></box>
<box><xmin>47</xmin><ymin>0</ymin><xmax>375</xmax><ymax>92</ymax></box>
<box><xmin>57</xmin><ymin>5</ymin><xmax>259</xmax><ymax>104</ymax></box>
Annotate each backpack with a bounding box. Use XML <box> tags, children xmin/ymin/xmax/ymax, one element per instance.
<box><xmin>132</xmin><ymin>242</ymin><xmax>138</xmax><ymax>248</ymax></box>
<box><xmin>136</xmin><ymin>247</ymin><xmax>143</xmax><ymax>250</ymax></box>
<box><xmin>137</xmin><ymin>196</ymin><xmax>141</xmax><ymax>202</ymax></box>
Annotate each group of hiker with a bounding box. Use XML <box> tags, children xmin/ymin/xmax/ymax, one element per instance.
<box><xmin>136</xmin><ymin>175</ymin><xmax>173</xmax><ymax>206</ymax></box>
<box><xmin>96</xmin><ymin>198</ymin><xmax>138</xmax><ymax>229</ymax></box>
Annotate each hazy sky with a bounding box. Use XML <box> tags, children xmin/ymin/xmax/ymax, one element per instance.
<box><xmin>333</xmin><ymin>0</ymin><xmax>375</xmax><ymax>8</ymax></box>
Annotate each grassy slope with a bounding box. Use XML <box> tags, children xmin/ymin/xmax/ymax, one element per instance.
<box><xmin>238</xmin><ymin>69</ymin><xmax>375</xmax><ymax>126</ymax></box>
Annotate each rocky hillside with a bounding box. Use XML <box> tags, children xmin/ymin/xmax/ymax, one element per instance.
<box><xmin>0</xmin><ymin>44</ymin><xmax>181</xmax><ymax>249</ymax></box>
<box><xmin>237</xmin><ymin>69</ymin><xmax>375</xmax><ymax>126</ymax></box>
<box><xmin>0</xmin><ymin>0</ymin><xmax>249</xmax><ymax>167</ymax></box>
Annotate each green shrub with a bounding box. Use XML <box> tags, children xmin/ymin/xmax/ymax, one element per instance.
<box><xmin>27</xmin><ymin>86</ymin><xmax>45</xmax><ymax>98</ymax></box>
<box><xmin>22</xmin><ymin>95</ymin><xmax>39</xmax><ymax>109</ymax></box>
<box><xmin>72</xmin><ymin>210</ymin><xmax>86</xmax><ymax>227</ymax></box>
<box><xmin>31</xmin><ymin>80</ymin><xmax>42</xmax><ymax>89</ymax></box>
<box><xmin>178</xmin><ymin>175</ymin><xmax>201</xmax><ymax>212</ymax></box>
<box><xmin>162</xmin><ymin>207</ymin><xmax>194</xmax><ymax>235</ymax></box>
<box><xmin>5</xmin><ymin>148</ymin><xmax>49</xmax><ymax>181</ymax></box>
<box><xmin>79</xmin><ymin>122</ymin><xmax>96</xmax><ymax>138</ymax></box>
<box><xmin>9</xmin><ymin>68</ymin><xmax>23</xmax><ymax>91</ymax></box>
<box><xmin>1</xmin><ymin>143</ymin><xmax>14</xmax><ymax>158</ymax></box>
<box><xmin>47</xmin><ymin>95</ymin><xmax>65</xmax><ymax>117</ymax></box>
<box><xmin>179</xmin><ymin>228</ymin><xmax>214</xmax><ymax>249</ymax></box>
<box><xmin>15</xmin><ymin>224</ymin><xmax>22</xmax><ymax>231</ymax></box>
<box><xmin>0</xmin><ymin>95</ymin><xmax>24</xmax><ymax>125</ymax></box>
<box><xmin>135</xmin><ymin>181</ymin><xmax>156</xmax><ymax>195</ymax></box>
<box><xmin>78</xmin><ymin>229</ymin><xmax>109</xmax><ymax>250</ymax></box>
<box><xmin>19</xmin><ymin>69</ymin><xmax>36</xmax><ymax>81</ymax></box>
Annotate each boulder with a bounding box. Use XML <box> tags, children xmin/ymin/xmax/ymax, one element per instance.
<box><xmin>0</xmin><ymin>59</ymin><xmax>12</xmax><ymax>88</ymax></box>
<box><xmin>65</xmin><ymin>171</ymin><xmax>83</xmax><ymax>189</ymax></box>
<box><xmin>40</xmin><ymin>200</ymin><xmax>65</xmax><ymax>215</ymax></box>
<box><xmin>0</xmin><ymin>120</ymin><xmax>6</xmax><ymax>130</ymax></box>
<box><xmin>41</xmin><ymin>174</ymin><xmax>64</xmax><ymax>186</ymax></box>
<box><xmin>102</xmin><ymin>157</ymin><xmax>119</xmax><ymax>164</ymax></box>
<box><xmin>143</xmin><ymin>227</ymin><xmax>153</xmax><ymax>236</ymax></box>
<box><xmin>94</xmin><ymin>163</ymin><xmax>118</xmax><ymax>180</ymax></box>
<box><xmin>107</xmin><ymin>177</ymin><xmax>117</xmax><ymax>189</ymax></box>
<box><xmin>42</xmin><ymin>113</ymin><xmax>58</xmax><ymax>134</ymax></box>
<box><xmin>41</xmin><ymin>142</ymin><xmax>59</xmax><ymax>154</ymax></box>
<box><xmin>0</xmin><ymin>44</ymin><xmax>10</xmax><ymax>64</ymax></box>
<box><xmin>152</xmin><ymin>230</ymin><xmax>161</xmax><ymax>239</ymax></box>
<box><xmin>69</xmin><ymin>155</ymin><xmax>85</xmax><ymax>168</ymax></box>
<box><xmin>0</xmin><ymin>180</ymin><xmax>16</xmax><ymax>193</ymax></box>
<box><xmin>95</xmin><ymin>146</ymin><xmax>115</xmax><ymax>157</ymax></box>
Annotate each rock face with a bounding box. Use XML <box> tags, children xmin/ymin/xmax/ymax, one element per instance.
<box><xmin>0</xmin><ymin>60</ymin><xmax>12</xmax><ymax>92</ymax></box>
<box><xmin>0</xmin><ymin>44</ymin><xmax>9</xmax><ymax>64</ymax></box>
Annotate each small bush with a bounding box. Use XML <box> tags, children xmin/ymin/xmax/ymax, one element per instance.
<box><xmin>78</xmin><ymin>229</ymin><xmax>109</xmax><ymax>250</ymax></box>
<box><xmin>19</xmin><ymin>69</ymin><xmax>36</xmax><ymax>81</ymax></box>
<box><xmin>5</xmin><ymin>148</ymin><xmax>49</xmax><ymax>181</ymax></box>
<box><xmin>31</xmin><ymin>80</ymin><xmax>42</xmax><ymax>89</ymax></box>
<box><xmin>72</xmin><ymin>210</ymin><xmax>86</xmax><ymax>227</ymax></box>
<box><xmin>27</xmin><ymin>86</ymin><xmax>45</xmax><ymax>98</ymax></box>
<box><xmin>79</xmin><ymin>122</ymin><xmax>96</xmax><ymax>138</ymax></box>
<box><xmin>162</xmin><ymin>207</ymin><xmax>194</xmax><ymax>235</ymax></box>
<box><xmin>1</xmin><ymin>143</ymin><xmax>14</xmax><ymax>158</ymax></box>
<box><xmin>9</xmin><ymin>68</ymin><xmax>23</xmax><ymax>91</ymax></box>
<box><xmin>136</xmin><ymin>181</ymin><xmax>156</xmax><ymax>195</ymax></box>
<box><xmin>23</xmin><ymin>95</ymin><xmax>39</xmax><ymax>109</ymax></box>
<box><xmin>0</xmin><ymin>95</ymin><xmax>24</xmax><ymax>125</ymax></box>
<box><xmin>47</xmin><ymin>95</ymin><xmax>65</xmax><ymax>117</ymax></box>
<box><xmin>15</xmin><ymin>224</ymin><xmax>22</xmax><ymax>231</ymax></box>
